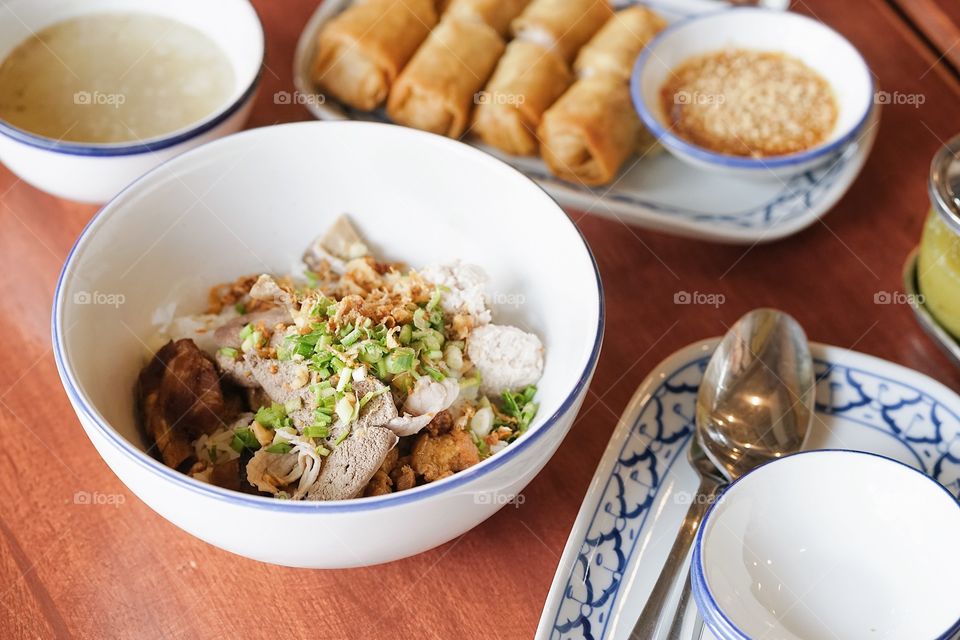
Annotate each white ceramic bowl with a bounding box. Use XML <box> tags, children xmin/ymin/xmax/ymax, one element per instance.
<box><xmin>692</xmin><ymin>450</ymin><xmax>960</xmax><ymax>640</ymax></box>
<box><xmin>631</xmin><ymin>8</ymin><xmax>874</xmax><ymax>180</ymax></box>
<box><xmin>0</xmin><ymin>0</ymin><xmax>263</xmax><ymax>203</ymax></box>
<box><xmin>52</xmin><ymin>121</ymin><xmax>604</xmax><ymax>568</ymax></box>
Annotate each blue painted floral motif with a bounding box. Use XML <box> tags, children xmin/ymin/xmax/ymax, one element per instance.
<box><xmin>549</xmin><ymin>356</ymin><xmax>960</xmax><ymax>640</ymax></box>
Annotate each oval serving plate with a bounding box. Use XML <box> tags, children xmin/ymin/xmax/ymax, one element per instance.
<box><xmin>536</xmin><ymin>339</ymin><xmax>960</xmax><ymax>640</ymax></box>
<box><xmin>292</xmin><ymin>0</ymin><xmax>876</xmax><ymax>245</ymax></box>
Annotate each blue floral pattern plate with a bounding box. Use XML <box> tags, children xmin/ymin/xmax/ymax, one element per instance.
<box><xmin>293</xmin><ymin>1</ymin><xmax>874</xmax><ymax>244</ymax></box>
<box><xmin>536</xmin><ymin>340</ymin><xmax>960</xmax><ymax>640</ymax></box>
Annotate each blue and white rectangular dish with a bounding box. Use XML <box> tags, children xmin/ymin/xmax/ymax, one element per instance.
<box><xmin>537</xmin><ymin>339</ymin><xmax>960</xmax><ymax>640</ymax></box>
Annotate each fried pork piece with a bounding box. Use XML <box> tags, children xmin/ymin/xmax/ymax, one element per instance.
<box><xmin>411</xmin><ymin>423</ymin><xmax>480</xmax><ymax>482</ymax></box>
<box><xmin>138</xmin><ymin>339</ymin><xmax>239</xmax><ymax>470</ymax></box>
<box><xmin>363</xmin><ymin>447</ymin><xmax>417</xmax><ymax>496</ymax></box>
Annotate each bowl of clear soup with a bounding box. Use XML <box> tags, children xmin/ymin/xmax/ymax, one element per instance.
<box><xmin>0</xmin><ymin>0</ymin><xmax>264</xmax><ymax>203</ymax></box>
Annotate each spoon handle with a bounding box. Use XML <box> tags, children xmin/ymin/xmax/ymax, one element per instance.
<box><xmin>665</xmin><ymin>571</ymin><xmax>699</xmax><ymax>640</ymax></box>
<box><xmin>629</xmin><ymin>475</ymin><xmax>723</xmax><ymax>640</ymax></box>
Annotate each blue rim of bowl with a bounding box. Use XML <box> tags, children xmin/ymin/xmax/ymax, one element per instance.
<box><xmin>50</xmin><ymin>120</ymin><xmax>606</xmax><ymax>513</ymax></box>
<box><xmin>0</xmin><ymin>2</ymin><xmax>265</xmax><ymax>157</ymax></box>
<box><xmin>691</xmin><ymin>449</ymin><xmax>960</xmax><ymax>640</ymax></box>
<box><xmin>630</xmin><ymin>7</ymin><xmax>876</xmax><ymax>170</ymax></box>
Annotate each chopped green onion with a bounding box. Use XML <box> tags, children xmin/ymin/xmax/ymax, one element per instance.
<box><xmin>241</xmin><ymin>330</ymin><xmax>263</xmax><ymax>353</ymax></box>
<box><xmin>316</xmin><ymin>445</ymin><xmax>331</xmax><ymax>457</ymax></box>
<box><xmin>423</xmin><ymin>365</ymin><xmax>446</xmax><ymax>382</ymax></box>
<box><xmin>230</xmin><ymin>428</ymin><xmax>261</xmax><ymax>453</ymax></box>
<box><xmin>254</xmin><ymin>403</ymin><xmax>292</xmax><ymax>430</ymax></box>
<box><xmin>341</xmin><ymin>326</ymin><xmax>363</xmax><ymax>347</ymax></box>
<box><xmin>218</xmin><ymin>347</ymin><xmax>239</xmax><ymax>360</ymax></box>
<box><xmin>385</xmin><ymin>347</ymin><xmax>415</xmax><ymax>374</ymax></box>
<box><xmin>500</xmin><ymin>385</ymin><xmax>539</xmax><ymax>434</ymax></box>
<box><xmin>336</xmin><ymin>368</ymin><xmax>352</xmax><ymax>392</ymax></box>
<box><xmin>234</xmin><ymin>303</ymin><xmax>247</xmax><ymax>315</ymax></box>
<box><xmin>333</xmin><ymin>427</ymin><xmax>350</xmax><ymax>446</ymax></box>
<box><xmin>398</xmin><ymin>324</ymin><xmax>413</xmax><ymax>346</ymax></box>
<box><xmin>335</xmin><ymin>395</ymin><xmax>355</xmax><ymax>424</ymax></box>
<box><xmin>426</xmin><ymin>287</ymin><xmax>443</xmax><ymax>311</ymax></box>
<box><xmin>265</xmin><ymin>442</ymin><xmax>292</xmax><ymax>454</ymax></box>
<box><xmin>358</xmin><ymin>342</ymin><xmax>384</xmax><ymax>364</ymax></box>
<box><xmin>303</xmin><ymin>425</ymin><xmax>331</xmax><ymax>438</ymax></box>
<box><xmin>413</xmin><ymin>308</ymin><xmax>429</xmax><ymax>330</ymax></box>
<box><xmin>238</xmin><ymin>323</ymin><xmax>254</xmax><ymax>341</ymax></box>
<box><xmin>359</xmin><ymin>386</ymin><xmax>390</xmax><ymax>408</ymax></box>
<box><xmin>469</xmin><ymin>430</ymin><xmax>490</xmax><ymax>458</ymax></box>
<box><xmin>414</xmin><ymin>329</ymin><xmax>444</xmax><ymax>351</ymax></box>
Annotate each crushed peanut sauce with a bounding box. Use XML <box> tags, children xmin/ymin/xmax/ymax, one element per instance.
<box><xmin>660</xmin><ymin>49</ymin><xmax>838</xmax><ymax>158</ymax></box>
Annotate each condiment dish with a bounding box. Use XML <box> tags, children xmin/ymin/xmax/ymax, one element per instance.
<box><xmin>692</xmin><ymin>450</ymin><xmax>960</xmax><ymax>640</ymax></box>
<box><xmin>631</xmin><ymin>8</ymin><xmax>874</xmax><ymax>179</ymax></box>
<box><xmin>52</xmin><ymin>121</ymin><xmax>603</xmax><ymax>568</ymax></box>
<box><xmin>0</xmin><ymin>0</ymin><xmax>263</xmax><ymax>203</ymax></box>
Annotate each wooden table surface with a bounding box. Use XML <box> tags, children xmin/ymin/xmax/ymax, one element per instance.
<box><xmin>2</xmin><ymin>1</ymin><xmax>960</xmax><ymax>638</ymax></box>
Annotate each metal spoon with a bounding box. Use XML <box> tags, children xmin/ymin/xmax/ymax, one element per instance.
<box><xmin>630</xmin><ymin>309</ymin><xmax>815</xmax><ymax>640</ymax></box>
<box><xmin>696</xmin><ymin>308</ymin><xmax>815</xmax><ymax>481</ymax></box>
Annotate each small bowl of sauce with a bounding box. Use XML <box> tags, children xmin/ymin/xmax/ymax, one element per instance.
<box><xmin>631</xmin><ymin>8</ymin><xmax>873</xmax><ymax>179</ymax></box>
<box><xmin>0</xmin><ymin>0</ymin><xmax>263</xmax><ymax>202</ymax></box>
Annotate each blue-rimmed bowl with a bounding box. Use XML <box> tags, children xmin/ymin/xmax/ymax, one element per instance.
<box><xmin>631</xmin><ymin>8</ymin><xmax>874</xmax><ymax>180</ymax></box>
<box><xmin>0</xmin><ymin>0</ymin><xmax>263</xmax><ymax>203</ymax></box>
<box><xmin>51</xmin><ymin>121</ymin><xmax>604</xmax><ymax>568</ymax></box>
<box><xmin>691</xmin><ymin>450</ymin><xmax>960</xmax><ymax>640</ymax></box>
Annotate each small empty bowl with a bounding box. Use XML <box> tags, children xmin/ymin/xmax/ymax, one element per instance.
<box><xmin>631</xmin><ymin>8</ymin><xmax>874</xmax><ymax>179</ymax></box>
<box><xmin>692</xmin><ymin>450</ymin><xmax>960</xmax><ymax>640</ymax></box>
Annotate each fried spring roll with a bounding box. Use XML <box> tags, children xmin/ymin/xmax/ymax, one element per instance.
<box><xmin>312</xmin><ymin>0</ymin><xmax>438</xmax><ymax>111</ymax></box>
<box><xmin>538</xmin><ymin>74</ymin><xmax>643</xmax><ymax>185</ymax></box>
<box><xmin>444</xmin><ymin>0</ymin><xmax>532</xmax><ymax>36</ymax></box>
<box><xmin>574</xmin><ymin>6</ymin><xmax>667</xmax><ymax>81</ymax></box>
<box><xmin>472</xmin><ymin>41</ymin><xmax>572</xmax><ymax>156</ymax></box>
<box><xmin>510</xmin><ymin>0</ymin><xmax>614</xmax><ymax>63</ymax></box>
<box><xmin>387</xmin><ymin>19</ymin><xmax>505</xmax><ymax>137</ymax></box>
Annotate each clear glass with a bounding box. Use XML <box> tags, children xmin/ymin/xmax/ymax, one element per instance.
<box><xmin>918</xmin><ymin>209</ymin><xmax>960</xmax><ymax>337</ymax></box>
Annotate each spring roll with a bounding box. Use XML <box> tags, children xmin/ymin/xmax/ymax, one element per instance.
<box><xmin>387</xmin><ymin>19</ymin><xmax>505</xmax><ymax>137</ymax></box>
<box><xmin>538</xmin><ymin>74</ymin><xmax>644</xmax><ymax>185</ymax></box>
<box><xmin>574</xmin><ymin>6</ymin><xmax>667</xmax><ymax>81</ymax></box>
<box><xmin>472</xmin><ymin>41</ymin><xmax>572</xmax><ymax>156</ymax></box>
<box><xmin>444</xmin><ymin>0</ymin><xmax>532</xmax><ymax>36</ymax></box>
<box><xmin>510</xmin><ymin>0</ymin><xmax>614</xmax><ymax>63</ymax></box>
<box><xmin>312</xmin><ymin>0</ymin><xmax>438</xmax><ymax>111</ymax></box>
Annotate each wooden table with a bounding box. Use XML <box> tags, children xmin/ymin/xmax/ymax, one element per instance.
<box><xmin>2</xmin><ymin>1</ymin><xmax>960</xmax><ymax>638</ymax></box>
